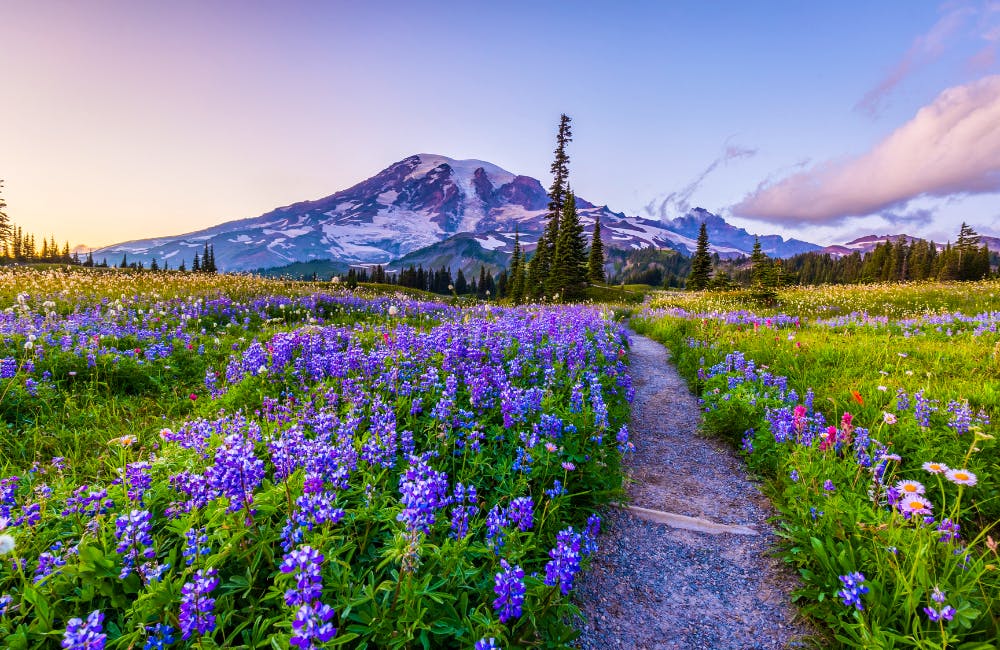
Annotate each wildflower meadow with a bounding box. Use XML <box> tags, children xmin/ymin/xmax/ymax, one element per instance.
<box><xmin>635</xmin><ymin>281</ymin><xmax>1000</xmax><ymax>648</ymax></box>
<box><xmin>0</xmin><ymin>267</ymin><xmax>632</xmax><ymax>648</ymax></box>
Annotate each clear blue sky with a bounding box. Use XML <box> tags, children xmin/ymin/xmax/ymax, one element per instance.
<box><xmin>2</xmin><ymin>1</ymin><xmax>998</xmax><ymax>248</ymax></box>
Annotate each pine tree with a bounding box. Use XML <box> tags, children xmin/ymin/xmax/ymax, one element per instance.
<box><xmin>531</xmin><ymin>114</ymin><xmax>574</xmax><ymax>299</ymax></box>
<box><xmin>526</xmin><ymin>235</ymin><xmax>549</xmax><ymax>298</ymax></box>
<box><xmin>150</xmin><ymin>258</ymin><xmax>159</xmax><ymax>271</ymax></box>
<box><xmin>120</xmin><ymin>253</ymin><xmax>128</xmax><ymax>269</ymax></box>
<box><xmin>549</xmin><ymin>191</ymin><xmax>587</xmax><ymax>299</ymax></box>
<box><xmin>455</xmin><ymin>268</ymin><xmax>468</xmax><ymax>294</ymax></box>
<box><xmin>587</xmin><ymin>215</ymin><xmax>605</xmax><ymax>283</ymax></box>
<box><xmin>749</xmin><ymin>237</ymin><xmax>771</xmax><ymax>286</ymax></box>
<box><xmin>0</xmin><ymin>180</ymin><xmax>11</xmax><ymax>253</ymax></box>
<box><xmin>509</xmin><ymin>227</ymin><xmax>525</xmax><ymax>303</ymax></box>
<box><xmin>476</xmin><ymin>266</ymin><xmax>486</xmax><ymax>297</ymax></box>
<box><xmin>192</xmin><ymin>253</ymin><xmax>200</xmax><ymax>272</ymax></box>
<box><xmin>686</xmin><ymin>222</ymin><xmax>712</xmax><ymax>290</ymax></box>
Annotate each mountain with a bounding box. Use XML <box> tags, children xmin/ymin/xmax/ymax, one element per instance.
<box><xmin>92</xmin><ymin>154</ymin><xmax>819</xmax><ymax>273</ymax></box>
<box><xmin>664</xmin><ymin>208</ymin><xmax>820</xmax><ymax>258</ymax></box>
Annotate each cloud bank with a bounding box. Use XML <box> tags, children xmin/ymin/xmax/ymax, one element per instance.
<box><xmin>733</xmin><ymin>75</ymin><xmax>1000</xmax><ymax>224</ymax></box>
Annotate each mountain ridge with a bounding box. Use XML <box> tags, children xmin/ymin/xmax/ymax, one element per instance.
<box><xmin>95</xmin><ymin>153</ymin><xmax>956</xmax><ymax>273</ymax></box>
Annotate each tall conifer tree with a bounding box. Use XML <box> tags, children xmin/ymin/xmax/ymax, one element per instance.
<box><xmin>687</xmin><ymin>222</ymin><xmax>713</xmax><ymax>290</ymax></box>
<box><xmin>587</xmin><ymin>216</ymin><xmax>605</xmax><ymax>283</ymax></box>
<box><xmin>549</xmin><ymin>191</ymin><xmax>587</xmax><ymax>298</ymax></box>
<box><xmin>529</xmin><ymin>114</ymin><xmax>573</xmax><ymax>298</ymax></box>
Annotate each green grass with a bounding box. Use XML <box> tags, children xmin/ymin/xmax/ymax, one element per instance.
<box><xmin>634</xmin><ymin>281</ymin><xmax>1000</xmax><ymax>648</ymax></box>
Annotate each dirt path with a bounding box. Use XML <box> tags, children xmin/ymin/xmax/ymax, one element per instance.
<box><xmin>574</xmin><ymin>332</ymin><xmax>812</xmax><ymax>649</ymax></box>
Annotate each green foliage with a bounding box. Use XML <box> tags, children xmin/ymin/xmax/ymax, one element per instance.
<box><xmin>0</xmin><ymin>268</ymin><xmax>630</xmax><ymax>648</ymax></box>
<box><xmin>686</xmin><ymin>223</ymin><xmax>712</xmax><ymax>291</ymax></box>
<box><xmin>587</xmin><ymin>217</ymin><xmax>605</xmax><ymax>284</ymax></box>
<box><xmin>634</xmin><ymin>281</ymin><xmax>1000</xmax><ymax>648</ymax></box>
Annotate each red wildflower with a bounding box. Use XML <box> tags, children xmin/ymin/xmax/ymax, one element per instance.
<box><xmin>851</xmin><ymin>390</ymin><xmax>864</xmax><ymax>405</ymax></box>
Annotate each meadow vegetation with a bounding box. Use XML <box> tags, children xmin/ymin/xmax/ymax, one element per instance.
<box><xmin>635</xmin><ymin>280</ymin><xmax>1000</xmax><ymax>649</ymax></box>
<box><xmin>0</xmin><ymin>267</ymin><xmax>631</xmax><ymax>649</ymax></box>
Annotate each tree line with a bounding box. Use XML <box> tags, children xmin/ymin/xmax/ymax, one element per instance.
<box><xmin>682</xmin><ymin>221</ymin><xmax>995</xmax><ymax>292</ymax></box>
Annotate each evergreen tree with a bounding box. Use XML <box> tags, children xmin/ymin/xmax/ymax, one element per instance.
<box><xmin>192</xmin><ymin>253</ymin><xmax>200</xmax><ymax>272</ymax></box>
<box><xmin>455</xmin><ymin>268</ymin><xmax>468</xmax><ymax>294</ymax></box>
<box><xmin>548</xmin><ymin>191</ymin><xmax>587</xmax><ymax>298</ymax></box>
<box><xmin>509</xmin><ymin>228</ymin><xmax>525</xmax><ymax>303</ymax></box>
<box><xmin>530</xmin><ymin>113</ymin><xmax>574</xmax><ymax>299</ymax></box>
<box><xmin>120</xmin><ymin>252</ymin><xmax>128</xmax><ymax>269</ymax></box>
<box><xmin>477</xmin><ymin>266</ymin><xmax>488</xmax><ymax>298</ymax></box>
<box><xmin>0</xmin><ymin>180</ymin><xmax>11</xmax><ymax>253</ymax></box>
<box><xmin>548</xmin><ymin>114</ymin><xmax>573</xmax><ymax>224</ymax></box>
<box><xmin>150</xmin><ymin>257</ymin><xmax>159</xmax><ymax>271</ymax></box>
<box><xmin>686</xmin><ymin>222</ymin><xmax>712</xmax><ymax>290</ymax></box>
<box><xmin>526</xmin><ymin>236</ymin><xmax>549</xmax><ymax>298</ymax></box>
<box><xmin>749</xmin><ymin>237</ymin><xmax>772</xmax><ymax>286</ymax></box>
<box><xmin>587</xmin><ymin>215</ymin><xmax>605</xmax><ymax>283</ymax></box>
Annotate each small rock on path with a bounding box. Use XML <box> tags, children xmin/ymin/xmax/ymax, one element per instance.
<box><xmin>574</xmin><ymin>332</ymin><xmax>812</xmax><ymax>649</ymax></box>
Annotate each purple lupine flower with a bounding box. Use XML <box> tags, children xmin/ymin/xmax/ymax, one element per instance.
<box><xmin>924</xmin><ymin>587</ymin><xmax>955</xmax><ymax>621</ymax></box>
<box><xmin>837</xmin><ymin>572</ymin><xmax>869</xmax><ymax>610</ymax></box>
<box><xmin>114</xmin><ymin>509</ymin><xmax>156</xmax><ymax>580</ymax></box>
<box><xmin>485</xmin><ymin>504</ymin><xmax>509</xmax><ymax>552</ymax></box>
<box><xmin>294</xmin><ymin>491</ymin><xmax>345</xmax><ymax>531</ymax></box>
<box><xmin>62</xmin><ymin>610</ymin><xmax>106</xmax><ymax>649</ymax></box>
<box><xmin>280</xmin><ymin>546</ymin><xmax>324</xmax><ymax>607</ymax></box>
<box><xmin>913</xmin><ymin>390</ymin><xmax>935</xmax><ymax>427</ymax></box>
<box><xmin>290</xmin><ymin>601</ymin><xmax>337</xmax><ymax>649</ymax></box>
<box><xmin>123</xmin><ymin>462</ymin><xmax>152</xmax><ymax>504</ymax></box>
<box><xmin>475</xmin><ymin>638</ymin><xmax>501</xmax><ymax>650</ymax></box>
<box><xmin>892</xmin><ymin>388</ymin><xmax>908</xmax><ymax>411</ymax></box>
<box><xmin>34</xmin><ymin>542</ymin><xmax>68</xmax><ymax>584</ymax></box>
<box><xmin>206</xmin><ymin>433</ymin><xmax>265</xmax><ymax>515</ymax></box>
<box><xmin>924</xmin><ymin>605</ymin><xmax>956</xmax><ymax>622</ymax></box>
<box><xmin>449</xmin><ymin>483</ymin><xmax>478</xmax><ymax>540</ymax></box>
<box><xmin>946</xmin><ymin>400</ymin><xmax>972</xmax><ymax>435</ymax></box>
<box><xmin>0</xmin><ymin>593</ymin><xmax>12</xmax><ymax>616</ymax></box>
<box><xmin>62</xmin><ymin>486</ymin><xmax>113</xmax><ymax>518</ymax></box>
<box><xmin>179</xmin><ymin>568</ymin><xmax>219</xmax><ymax>639</ymax></box>
<box><xmin>582</xmin><ymin>513</ymin><xmax>601</xmax><ymax>556</ymax></box>
<box><xmin>143</xmin><ymin>623</ymin><xmax>175</xmax><ymax>650</ymax></box>
<box><xmin>396</xmin><ymin>454</ymin><xmax>449</xmax><ymax>534</ymax></box>
<box><xmin>493</xmin><ymin>559</ymin><xmax>525</xmax><ymax>624</ymax></box>
<box><xmin>545</xmin><ymin>479</ymin><xmax>566</xmax><ymax>498</ymax></box>
<box><xmin>507</xmin><ymin>496</ymin><xmax>534</xmax><ymax>532</ymax></box>
<box><xmin>823</xmin><ymin>480</ymin><xmax>836</xmax><ymax>492</ymax></box>
<box><xmin>545</xmin><ymin>527</ymin><xmax>583</xmax><ymax>595</ymax></box>
<box><xmin>183</xmin><ymin>527</ymin><xmax>211</xmax><ymax>566</ymax></box>
<box><xmin>936</xmin><ymin>518</ymin><xmax>961</xmax><ymax>543</ymax></box>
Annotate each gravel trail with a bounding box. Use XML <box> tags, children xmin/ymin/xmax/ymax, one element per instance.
<box><xmin>574</xmin><ymin>332</ymin><xmax>812</xmax><ymax>649</ymax></box>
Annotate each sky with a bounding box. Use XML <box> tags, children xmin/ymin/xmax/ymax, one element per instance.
<box><xmin>2</xmin><ymin>1</ymin><xmax>999</xmax><ymax>249</ymax></box>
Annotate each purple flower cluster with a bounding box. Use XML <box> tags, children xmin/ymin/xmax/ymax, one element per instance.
<box><xmin>114</xmin><ymin>509</ymin><xmax>156</xmax><ymax>580</ymax></box>
<box><xmin>280</xmin><ymin>546</ymin><xmax>337</xmax><ymax>648</ymax></box>
<box><xmin>280</xmin><ymin>546</ymin><xmax>325</xmax><ymax>607</ymax></box>
<box><xmin>837</xmin><ymin>572</ymin><xmax>869</xmax><ymax>610</ymax></box>
<box><xmin>179</xmin><ymin>568</ymin><xmax>219</xmax><ymax>639</ymax></box>
<box><xmin>206</xmin><ymin>433</ymin><xmax>265</xmax><ymax>514</ymax></box>
<box><xmin>397</xmin><ymin>454</ymin><xmax>449</xmax><ymax>534</ymax></box>
<box><xmin>183</xmin><ymin>527</ymin><xmax>210</xmax><ymax>566</ymax></box>
<box><xmin>449</xmin><ymin>483</ymin><xmax>478</xmax><ymax>539</ymax></box>
<box><xmin>493</xmin><ymin>559</ymin><xmax>526</xmax><ymax>624</ymax></box>
<box><xmin>62</xmin><ymin>610</ymin><xmax>106</xmax><ymax>650</ymax></box>
<box><xmin>924</xmin><ymin>586</ymin><xmax>956</xmax><ymax>622</ymax></box>
<box><xmin>545</xmin><ymin>527</ymin><xmax>583</xmax><ymax>595</ymax></box>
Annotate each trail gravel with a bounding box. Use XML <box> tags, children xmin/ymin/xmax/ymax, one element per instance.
<box><xmin>574</xmin><ymin>332</ymin><xmax>813</xmax><ymax>649</ymax></box>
